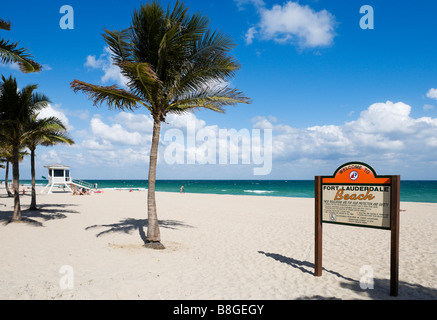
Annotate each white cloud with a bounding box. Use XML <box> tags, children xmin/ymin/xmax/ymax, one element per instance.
<box><xmin>165</xmin><ymin>112</ymin><xmax>206</xmax><ymax>130</ymax></box>
<box><xmin>264</xmin><ymin>101</ymin><xmax>437</xmax><ymax>163</ymax></box>
<box><xmin>349</xmin><ymin>101</ymin><xmax>413</xmax><ymax>134</ymax></box>
<box><xmin>40</xmin><ymin>100</ymin><xmax>437</xmax><ymax>178</ymax></box>
<box><xmin>243</xmin><ymin>1</ymin><xmax>336</xmax><ymax>48</ymax></box>
<box><xmin>426</xmin><ymin>88</ymin><xmax>437</xmax><ymax>100</ymax></box>
<box><xmin>252</xmin><ymin>115</ymin><xmax>274</xmax><ymax>129</ymax></box>
<box><xmin>81</xmin><ymin>138</ymin><xmax>113</xmax><ymax>150</ymax></box>
<box><xmin>84</xmin><ymin>55</ymin><xmax>104</xmax><ymax>69</ymax></box>
<box><xmin>75</xmin><ymin>109</ymin><xmax>90</xmax><ymax>120</ymax></box>
<box><xmin>40</xmin><ymin>149</ymin><xmax>62</xmax><ymax>164</ymax></box>
<box><xmin>245</xmin><ymin>27</ymin><xmax>257</xmax><ymax>45</ymax></box>
<box><xmin>112</xmin><ymin>112</ymin><xmax>153</xmax><ymax>133</ymax></box>
<box><xmin>42</xmin><ymin>64</ymin><xmax>53</xmax><ymax>71</ymax></box>
<box><xmin>235</xmin><ymin>0</ymin><xmax>265</xmax><ymax>10</ymax></box>
<box><xmin>75</xmin><ymin>114</ymin><xmax>152</xmax><ymax>169</ymax></box>
<box><xmin>91</xmin><ymin>102</ymin><xmax>435</xmax><ymax>165</ymax></box>
<box><xmin>37</xmin><ymin>103</ymin><xmax>72</xmax><ymax>130</ymax></box>
<box><xmin>423</xmin><ymin>104</ymin><xmax>435</xmax><ymax>111</ymax></box>
<box><xmin>0</xmin><ymin>61</ymin><xmax>21</xmax><ymax>71</ymax></box>
<box><xmin>89</xmin><ymin>117</ymin><xmax>143</xmax><ymax>146</ymax></box>
<box><xmin>85</xmin><ymin>47</ymin><xmax>129</xmax><ymax>87</ymax></box>
<box><xmin>427</xmin><ymin>137</ymin><xmax>437</xmax><ymax>147</ymax></box>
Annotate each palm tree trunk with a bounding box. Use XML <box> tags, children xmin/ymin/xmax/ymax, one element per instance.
<box><xmin>29</xmin><ymin>147</ymin><xmax>37</xmax><ymax>210</ymax></box>
<box><xmin>5</xmin><ymin>161</ymin><xmax>12</xmax><ymax>197</ymax></box>
<box><xmin>11</xmin><ymin>142</ymin><xmax>21</xmax><ymax>221</ymax></box>
<box><xmin>145</xmin><ymin>117</ymin><xmax>165</xmax><ymax>249</ymax></box>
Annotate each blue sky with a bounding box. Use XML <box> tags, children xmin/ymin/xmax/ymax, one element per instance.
<box><xmin>1</xmin><ymin>0</ymin><xmax>437</xmax><ymax>180</ymax></box>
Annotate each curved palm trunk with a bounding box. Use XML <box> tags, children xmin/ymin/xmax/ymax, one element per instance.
<box><xmin>145</xmin><ymin>118</ymin><xmax>165</xmax><ymax>249</ymax></box>
<box><xmin>5</xmin><ymin>161</ymin><xmax>12</xmax><ymax>197</ymax></box>
<box><xmin>29</xmin><ymin>147</ymin><xmax>37</xmax><ymax>210</ymax></box>
<box><xmin>11</xmin><ymin>142</ymin><xmax>21</xmax><ymax>221</ymax></box>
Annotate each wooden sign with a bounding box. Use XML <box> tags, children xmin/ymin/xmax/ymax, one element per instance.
<box><xmin>321</xmin><ymin>162</ymin><xmax>392</xmax><ymax>230</ymax></box>
<box><xmin>315</xmin><ymin>162</ymin><xmax>400</xmax><ymax>296</ymax></box>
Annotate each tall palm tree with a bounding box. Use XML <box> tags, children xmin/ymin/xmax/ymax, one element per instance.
<box><xmin>26</xmin><ymin>114</ymin><xmax>74</xmax><ymax>210</ymax></box>
<box><xmin>71</xmin><ymin>1</ymin><xmax>250</xmax><ymax>249</ymax></box>
<box><xmin>0</xmin><ymin>75</ymin><xmax>49</xmax><ymax>221</ymax></box>
<box><xmin>0</xmin><ymin>18</ymin><xmax>41</xmax><ymax>73</ymax></box>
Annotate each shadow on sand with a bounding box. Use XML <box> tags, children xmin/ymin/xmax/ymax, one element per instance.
<box><xmin>0</xmin><ymin>203</ymin><xmax>79</xmax><ymax>227</ymax></box>
<box><xmin>86</xmin><ymin>218</ymin><xmax>193</xmax><ymax>244</ymax></box>
<box><xmin>258</xmin><ymin>251</ymin><xmax>354</xmax><ymax>281</ymax></box>
<box><xmin>258</xmin><ymin>251</ymin><xmax>437</xmax><ymax>300</ymax></box>
<box><xmin>338</xmin><ymin>277</ymin><xmax>437</xmax><ymax>300</ymax></box>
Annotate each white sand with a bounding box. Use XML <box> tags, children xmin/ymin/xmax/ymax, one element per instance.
<box><xmin>0</xmin><ymin>186</ymin><xmax>436</xmax><ymax>300</ymax></box>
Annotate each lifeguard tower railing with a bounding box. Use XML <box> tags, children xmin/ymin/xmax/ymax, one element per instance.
<box><xmin>71</xmin><ymin>179</ymin><xmax>94</xmax><ymax>190</ymax></box>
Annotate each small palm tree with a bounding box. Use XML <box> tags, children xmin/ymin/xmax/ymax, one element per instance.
<box><xmin>0</xmin><ymin>143</ymin><xmax>13</xmax><ymax>196</ymax></box>
<box><xmin>26</xmin><ymin>114</ymin><xmax>74</xmax><ymax>210</ymax></box>
<box><xmin>0</xmin><ymin>75</ymin><xmax>49</xmax><ymax>221</ymax></box>
<box><xmin>71</xmin><ymin>1</ymin><xmax>250</xmax><ymax>248</ymax></box>
<box><xmin>0</xmin><ymin>145</ymin><xmax>26</xmax><ymax>197</ymax></box>
<box><xmin>0</xmin><ymin>18</ymin><xmax>41</xmax><ymax>73</ymax></box>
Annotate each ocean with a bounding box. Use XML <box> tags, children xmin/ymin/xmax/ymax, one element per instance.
<box><xmin>17</xmin><ymin>179</ymin><xmax>437</xmax><ymax>203</ymax></box>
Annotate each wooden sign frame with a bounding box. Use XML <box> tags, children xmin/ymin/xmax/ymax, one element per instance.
<box><xmin>314</xmin><ymin>162</ymin><xmax>400</xmax><ymax>296</ymax></box>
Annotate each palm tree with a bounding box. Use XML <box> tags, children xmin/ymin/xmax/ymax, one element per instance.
<box><xmin>0</xmin><ymin>143</ymin><xmax>13</xmax><ymax>196</ymax></box>
<box><xmin>26</xmin><ymin>114</ymin><xmax>74</xmax><ymax>210</ymax></box>
<box><xmin>0</xmin><ymin>18</ymin><xmax>41</xmax><ymax>73</ymax></box>
<box><xmin>0</xmin><ymin>145</ymin><xmax>26</xmax><ymax>197</ymax></box>
<box><xmin>0</xmin><ymin>75</ymin><xmax>49</xmax><ymax>221</ymax></box>
<box><xmin>71</xmin><ymin>1</ymin><xmax>250</xmax><ymax>249</ymax></box>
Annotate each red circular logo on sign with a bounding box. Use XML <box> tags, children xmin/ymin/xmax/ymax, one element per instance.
<box><xmin>350</xmin><ymin>171</ymin><xmax>359</xmax><ymax>180</ymax></box>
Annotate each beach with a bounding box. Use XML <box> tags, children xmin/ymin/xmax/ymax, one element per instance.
<box><xmin>0</xmin><ymin>186</ymin><xmax>436</xmax><ymax>300</ymax></box>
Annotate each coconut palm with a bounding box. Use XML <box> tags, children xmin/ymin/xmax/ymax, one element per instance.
<box><xmin>0</xmin><ymin>18</ymin><xmax>41</xmax><ymax>73</ymax></box>
<box><xmin>71</xmin><ymin>0</ymin><xmax>250</xmax><ymax>248</ymax></box>
<box><xmin>26</xmin><ymin>114</ymin><xmax>74</xmax><ymax>210</ymax></box>
<box><xmin>0</xmin><ymin>75</ymin><xmax>49</xmax><ymax>221</ymax></box>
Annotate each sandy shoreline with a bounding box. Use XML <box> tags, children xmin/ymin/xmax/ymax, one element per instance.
<box><xmin>0</xmin><ymin>186</ymin><xmax>436</xmax><ymax>300</ymax></box>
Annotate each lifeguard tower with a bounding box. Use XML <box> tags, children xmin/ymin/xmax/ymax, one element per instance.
<box><xmin>41</xmin><ymin>164</ymin><xmax>93</xmax><ymax>194</ymax></box>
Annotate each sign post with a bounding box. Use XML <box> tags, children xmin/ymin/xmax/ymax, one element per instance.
<box><xmin>390</xmin><ymin>175</ymin><xmax>400</xmax><ymax>297</ymax></box>
<box><xmin>314</xmin><ymin>162</ymin><xmax>400</xmax><ymax>296</ymax></box>
<box><xmin>315</xmin><ymin>176</ymin><xmax>323</xmax><ymax>277</ymax></box>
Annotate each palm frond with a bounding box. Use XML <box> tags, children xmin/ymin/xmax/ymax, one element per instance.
<box><xmin>167</xmin><ymin>29</ymin><xmax>240</xmax><ymax>101</ymax></box>
<box><xmin>24</xmin><ymin>112</ymin><xmax>74</xmax><ymax>151</ymax></box>
<box><xmin>26</xmin><ymin>115</ymin><xmax>67</xmax><ymax>137</ymax></box>
<box><xmin>118</xmin><ymin>61</ymin><xmax>161</xmax><ymax>110</ymax></box>
<box><xmin>18</xmin><ymin>84</ymin><xmax>39</xmax><ymax>119</ymax></box>
<box><xmin>103</xmin><ymin>28</ymin><xmax>133</xmax><ymax>65</ymax></box>
<box><xmin>29</xmin><ymin>92</ymin><xmax>51</xmax><ymax>111</ymax></box>
<box><xmin>168</xmin><ymin>85</ymin><xmax>250</xmax><ymax>114</ymax></box>
<box><xmin>40</xmin><ymin>132</ymin><xmax>74</xmax><ymax>147</ymax></box>
<box><xmin>131</xmin><ymin>1</ymin><xmax>165</xmax><ymax>66</ymax></box>
<box><xmin>0</xmin><ymin>18</ymin><xmax>11</xmax><ymax>30</ymax></box>
<box><xmin>120</xmin><ymin>61</ymin><xmax>161</xmax><ymax>87</ymax></box>
<box><xmin>70</xmin><ymin>79</ymin><xmax>141</xmax><ymax>111</ymax></box>
<box><xmin>0</xmin><ymin>39</ymin><xmax>42</xmax><ymax>73</ymax></box>
<box><xmin>37</xmin><ymin>126</ymin><xmax>74</xmax><ymax>147</ymax></box>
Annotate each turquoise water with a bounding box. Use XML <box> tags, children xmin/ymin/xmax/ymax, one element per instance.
<box><xmin>21</xmin><ymin>179</ymin><xmax>437</xmax><ymax>203</ymax></box>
